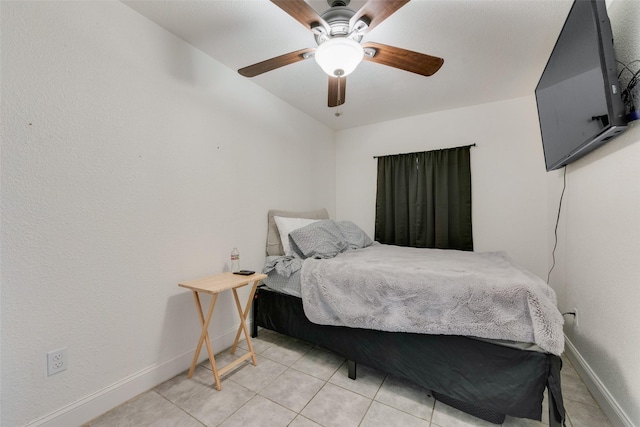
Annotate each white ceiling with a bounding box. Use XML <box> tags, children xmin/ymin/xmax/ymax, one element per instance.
<box><xmin>122</xmin><ymin>0</ymin><xmax>574</xmax><ymax>131</ymax></box>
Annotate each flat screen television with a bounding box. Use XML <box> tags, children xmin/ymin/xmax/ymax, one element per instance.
<box><xmin>535</xmin><ymin>0</ymin><xmax>628</xmax><ymax>171</ymax></box>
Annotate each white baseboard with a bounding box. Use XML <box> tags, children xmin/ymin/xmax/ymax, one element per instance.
<box><xmin>564</xmin><ymin>335</ymin><xmax>635</xmax><ymax>427</ymax></box>
<box><xmin>25</xmin><ymin>323</ymin><xmax>250</xmax><ymax>427</ymax></box>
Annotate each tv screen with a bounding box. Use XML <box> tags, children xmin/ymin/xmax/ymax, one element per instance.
<box><xmin>535</xmin><ymin>0</ymin><xmax>627</xmax><ymax>171</ymax></box>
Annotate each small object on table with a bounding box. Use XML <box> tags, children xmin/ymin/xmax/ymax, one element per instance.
<box><xmin>179</xmin><ymin>271</ymin><xmax>267</xmax><ymax>390</ymax></box>
<box><xmin>233</xmin><ymin>270</ymin><xmax>255</xmax><ymax>276</ymax></box>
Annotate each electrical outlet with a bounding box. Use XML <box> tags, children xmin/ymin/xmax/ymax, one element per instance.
<box><xmin>47</xmin><ymin>347</ymin><xmax>67</xmax><ymax>376</ymax></box>
<box><xmin>573</xmin><ymin>308</ymin><xmax>579</xmax><ymax>328</ymax></box>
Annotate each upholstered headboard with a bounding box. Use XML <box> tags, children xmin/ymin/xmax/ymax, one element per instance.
<box><xmin>266</xmin><ymin>208</ymin><xmax>329</xmax><ymax>256</ymax></box>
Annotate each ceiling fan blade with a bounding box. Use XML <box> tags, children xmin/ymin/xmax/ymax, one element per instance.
<box><xmin>328</xmin><ymin>76</ymin><xmax>346</xmax><ymax>107</ymax></box>
<box><xmin>271</xmin><ymin>0</ymin><xmax>330</xmax><ymax>33</ymax></box>
<box><xmin>363</xmin><ymin>42</ymin><xmax>444</xmax><ymax>76</ymax></box>
<box><xmin>350</xmin><ymin>0</ymin><xmax>409</xmax><ymax>35</ymax></box>
<box><xmin>238</xmin><ymin>48</ymin><xmax>314</xmax><ymax>77</ymax></box>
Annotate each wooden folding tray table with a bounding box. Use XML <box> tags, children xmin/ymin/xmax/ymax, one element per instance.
<box><xmin>179</xmin><ymin>271</ymin><xmax>267</xmax><ymax>390</ymax></box>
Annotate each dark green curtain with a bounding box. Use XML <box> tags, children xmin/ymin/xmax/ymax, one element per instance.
<box><xmin>374</xmin><ymin>145</ymin><xmax>473</xmax><ymax>251</ymax></box>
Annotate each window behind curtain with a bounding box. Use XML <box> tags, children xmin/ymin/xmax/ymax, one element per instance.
<box><xmin>374</xmin><ymin>145</ymin><xmax>473</xmax><ymax>251</ymax></box>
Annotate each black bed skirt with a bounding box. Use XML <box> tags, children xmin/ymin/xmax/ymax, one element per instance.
<box><xmin>252</xmin><ymin>285</ymin><xmax>565</xmax><ymax>425</ymax></box>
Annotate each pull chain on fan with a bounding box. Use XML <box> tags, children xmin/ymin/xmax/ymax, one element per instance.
<box><xmin>335</xmin><ymin>75</ymin><xmax>343</xmax><ymax>117</ymax></box>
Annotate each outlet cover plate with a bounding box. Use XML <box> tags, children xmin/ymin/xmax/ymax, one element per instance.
<box><xmin>47</xmin><ymin>347</ymin><xmax>67</xmax><ymax>376</ymax></box>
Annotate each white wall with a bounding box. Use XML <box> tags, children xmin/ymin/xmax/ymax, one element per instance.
<box><xmin>561</xmin><ymin>1</ymin><xmax>640</xmax><ymax>425</ymax></box>
<box><xmin>335</xmin><ymin>96</ymin><xmax>556</xmax><ymax>284</ymax></box>
<box><xmin>0</xmin><ymin>2</ymin><xmax>335</xmax><ymax>426</ymax></box>
<box><xmin>562</xmin><ymin>123</ymin><xmax>640</xmax><ymax>427</ymax></box>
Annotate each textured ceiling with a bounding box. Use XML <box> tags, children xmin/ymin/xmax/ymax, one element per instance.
<box><xmin>122</xmin><ymin>0</ymin><xmax>574</xmax><ymax>130</ymax></box>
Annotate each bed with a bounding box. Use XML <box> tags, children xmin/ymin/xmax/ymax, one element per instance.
<box><xmin>252</xmin><ymin>209</ymin><xmax>566</xmax><ymax>426</ymax></box>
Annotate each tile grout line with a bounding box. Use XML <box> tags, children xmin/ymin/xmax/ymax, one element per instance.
<box><xmin>245</xmin><ymin>339</ymin><xmax>317</xmax><ymax>426</ymax></box>
<box><xmin>355</xmin><ymin>366</ymin><xmax>388</xmax><ymax>427</ymax></box>
<box><xmin>153</xmin><ymin>389</ymin><xmax>207</xmax><ymax>427</ymax></box>
<box><xmin>427</xmin><ymin>396</ymin><xmax>436</xmax><ymax>427</ymax></box>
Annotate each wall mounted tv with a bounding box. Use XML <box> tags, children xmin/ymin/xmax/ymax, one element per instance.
<box><xmin>535</xmin><ymin>0</ymin><xmax>628</xmax><ymax>172</ymax></box>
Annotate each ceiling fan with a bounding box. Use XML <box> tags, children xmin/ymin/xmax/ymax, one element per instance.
<box><xmin>238</xmin><ymin>0</ymin><xmax>444</xmax><ymax>109</ymax></box>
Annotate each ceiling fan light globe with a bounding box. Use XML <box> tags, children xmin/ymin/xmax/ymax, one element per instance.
<box><xmin>315</xmin><ymin>37</ymin><xmax>364</xmax><ymax>77</ymax></box>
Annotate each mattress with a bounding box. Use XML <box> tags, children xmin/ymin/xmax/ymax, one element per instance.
<box><xmin>263</xmin><ymin>269</ymin><xmax>302</xmax><ymax>297</ymax></box>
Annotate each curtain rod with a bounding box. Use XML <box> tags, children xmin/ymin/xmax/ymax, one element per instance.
<box><xmin>373</xmin><ymin>143</ymin><xmax>476</xmax><ymax>159</ymax></box>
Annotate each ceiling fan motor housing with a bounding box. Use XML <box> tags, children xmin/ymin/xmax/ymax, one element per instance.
<box><xmin>315</xmin><ymin>6</ymin><xmax>363</xmax><ymax>44</ymax></box>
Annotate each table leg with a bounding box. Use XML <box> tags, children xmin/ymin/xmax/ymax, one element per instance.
<box><xmin>230</xmin><ymin>282</ymin><xmax>258</xmax><ymax>366</ymax></box>
<box><xmin>188</xmin><ymin>291</ymin><xmax>222</xmax><ymax>390</ymax></box>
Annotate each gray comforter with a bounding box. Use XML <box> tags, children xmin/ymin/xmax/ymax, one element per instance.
<box><xmin>301</xmin><ymin>244</ymin><xmax>564</xmax><ymax>355</ymax></box>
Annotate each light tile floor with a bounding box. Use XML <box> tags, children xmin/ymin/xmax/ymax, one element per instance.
<box><xmin>86</xmin><ymin>329</ymin><xmax>613</xmax><ymax>427</ymax></box>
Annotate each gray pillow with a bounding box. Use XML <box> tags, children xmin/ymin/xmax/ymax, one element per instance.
<box><xmin>289</xmin><ymin>220</ymin><xmax>348</xmax><ymax>259</ymax></box>
<box><xmin>266</xmin><ymin>208</ymin><xmax>329</xmax><ymax>256</ymax></box>
<box><xmin>335</xmin><ymin>220</ymin><xmax>373</xmax><ymax>249</ymax></box>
